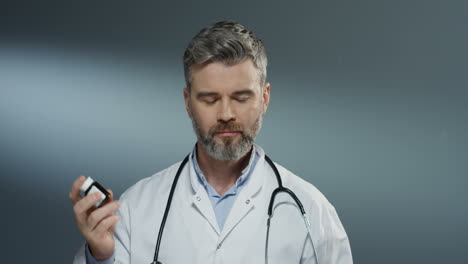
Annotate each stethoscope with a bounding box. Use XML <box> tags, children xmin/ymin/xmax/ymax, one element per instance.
<box><xmin>151</xmin><ymin>154</ymin><xmax>319</xmax><ymax>264</ymax></box>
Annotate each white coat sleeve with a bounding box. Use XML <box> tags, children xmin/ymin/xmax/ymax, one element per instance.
<box><xmin>300</xmin><ymin>202</ymin><xmax>353</xmax><ymax>264</ymax></box>
<box><xmin>73</xmin><ymin>194</ymin><xmax>132</xmax><ymax>264</ymax></box>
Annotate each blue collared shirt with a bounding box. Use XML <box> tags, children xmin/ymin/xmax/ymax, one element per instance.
<box><xmin>192</xmin><ymin>144</ymin><xmax>259</xmax><ymax>230</ymax></box>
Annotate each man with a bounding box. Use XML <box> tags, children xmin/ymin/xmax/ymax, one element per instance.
<box><xmin>70</xmin><ymin>21</ymin><xmax>353</xmax><ymax>264</ymax></box>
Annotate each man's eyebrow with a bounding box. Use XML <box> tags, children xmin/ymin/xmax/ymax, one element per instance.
<box><xmin>232</xmin><ymin>90</ymin><xmax>255</xmax><ymax>96</ymax></box>
<box><xmin>196</xmin><ymin>92</ymin><xmax>219</xmax><ymax>99</ymax></box>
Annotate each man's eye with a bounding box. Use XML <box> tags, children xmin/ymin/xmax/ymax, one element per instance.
<box><xmin>205</xmin><ymin>99</ymin><xmax>217</xmax><ymax>104</ymax></box>
<box><xmin>236</xmin><ymin>97</ymin><xmax>249</xmax><ymax>102</ymax></box>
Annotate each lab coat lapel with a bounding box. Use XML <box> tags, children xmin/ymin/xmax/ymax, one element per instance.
<box><xmin>218</xmin><ymin>154</ymin><xmax>267</xmax><ymax>245</ymax></box>
<box><xmin>187</xmin><ymin>153</ymin><xmax>221</xmax><ymax>235</ymax></box>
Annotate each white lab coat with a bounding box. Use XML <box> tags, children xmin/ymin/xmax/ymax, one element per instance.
<box><xmin>73</xmin><ymin>146</ymin><xmax>352</xmax><ymax>264</ymax></box>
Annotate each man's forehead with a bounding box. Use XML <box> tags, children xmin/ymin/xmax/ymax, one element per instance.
<box><xmin>190</xmin><ymin>60</ymin><xmax>261</xmax><ymax>93</ymax></box>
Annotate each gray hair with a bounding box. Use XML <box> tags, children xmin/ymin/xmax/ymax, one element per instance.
<box><xmin>183</xmin><ymin>21</ymin><xmax>268</xmax><ymax>91</ymax></box>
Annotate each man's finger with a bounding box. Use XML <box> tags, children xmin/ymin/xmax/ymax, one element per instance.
<box><xmin>107</xmin><ymin>189</ymin><xmax>114</xmax><ymax>201</ymax></box>
<box><xmin>109</xmin><ymin>218</ymin><xmax>118</xmax><ymax>233</ymax></box>
<box><xmin>88</xmin><ymin>201</ymin><xmax>120</xmax><ymax>231</ymax></box>
<box><xmin>73</xmin><ymin>192</ymin><xmax>103</xmax><ymax>224</ymax></box>
<box><xmin>94</xmin><ymin>215</ymin><xmax>120</xmax><ymax>236</ymax></box>
<box><xmin>69</xmin><ymin>175</ymin><xmax>86</xmax><ymax>204</ymax></box>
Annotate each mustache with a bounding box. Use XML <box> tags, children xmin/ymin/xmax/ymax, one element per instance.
<box><xmin>209</xmin><ymin>123</ymin><xmax>244</xmax><ymax>135</ymax></box>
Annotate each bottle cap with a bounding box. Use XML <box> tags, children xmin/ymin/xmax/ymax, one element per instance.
<box><xmin>80</xmin><ymin>177</ymin><xmax>94</xmax><ymax>193</ymax></box>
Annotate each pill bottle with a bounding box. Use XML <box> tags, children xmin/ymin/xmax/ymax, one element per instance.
<box><xmin>80</xmin><ymin>177</ymin><xmax>110</xmax><ymax>208</ymax></box>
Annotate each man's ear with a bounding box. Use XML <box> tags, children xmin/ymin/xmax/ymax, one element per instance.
<box><xmin>183</xmin><ymin>87</ymin><xmax>192</xmax><ymax>118</ymax></box>
<box><xmin>262</xmin><ymin>82</ymin><xmax>271</xmax><ymax>115</ymax></box>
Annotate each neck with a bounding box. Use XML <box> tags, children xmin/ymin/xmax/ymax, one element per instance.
<box><xmin>196</xmin><ymin>142</ymin><xmax>252</xmax><ymax>196</ymax></box>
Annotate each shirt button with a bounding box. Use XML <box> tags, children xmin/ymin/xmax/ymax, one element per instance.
<box><xmin>196</xmin><ymin>196</ymin><xmax>201</xmax><ymax>201</ymax></box>
<box><xmin>245</xmin><ymin>199</ymin><xmax>250</xmax><ymax>204</ymax></box>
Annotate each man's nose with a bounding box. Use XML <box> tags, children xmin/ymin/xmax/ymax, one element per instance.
<box><xmin>217</xmin><ymin>100</ymin><xmax>236</xmax><ymax>122</ymax></box>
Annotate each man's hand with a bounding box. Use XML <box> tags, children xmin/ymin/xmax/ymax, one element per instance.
<box><xmin>69</xmin><ymin>175</ymin><xmax>120</xmax><ymax>261</ymax></box>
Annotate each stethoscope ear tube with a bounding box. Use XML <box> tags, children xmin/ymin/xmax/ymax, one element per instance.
<box><xmin>264</xmin><ymin>155</ymin><xmax>306</xmax><ymax>217</ymax></box>
<box><xmin>267</xmin><ymin>187</ymin><xmax>306</xmax><ymax>217</ymax></box>
<box><xmin>264</xmin><ymin>155</ymin><xmax>319</xmax><ymax>264</ymax></box>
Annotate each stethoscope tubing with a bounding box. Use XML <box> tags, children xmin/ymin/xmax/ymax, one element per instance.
<box><xmin>152</xmin><ymin>155</ymin><xmax>189</xmax><ymax>264</ymax></box>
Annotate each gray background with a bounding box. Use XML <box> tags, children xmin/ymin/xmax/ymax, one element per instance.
<box><xmin>1</xmin><ymin>0</ymin><xmax>467</xmax><ymax>263</ymax></box>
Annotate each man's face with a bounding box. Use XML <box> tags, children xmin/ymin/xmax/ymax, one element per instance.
<box><xmin>184</xmin><ymin>59</ymin><xmax>270</xmax><ymax>161</ymax></box>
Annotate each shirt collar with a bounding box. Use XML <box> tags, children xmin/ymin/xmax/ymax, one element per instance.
<box><xmin>191</xmin><ymin>144</ymin><xmax>258</xmax><ymax>190</ymax></box>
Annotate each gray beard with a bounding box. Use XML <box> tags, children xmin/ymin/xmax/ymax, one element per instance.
<box><xmin>190</xmin><ymin>113</ymin><xmax>263</xmax><ymax>161</ymax></box>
